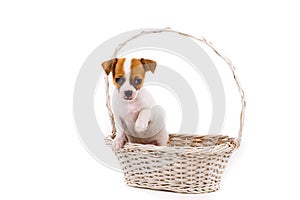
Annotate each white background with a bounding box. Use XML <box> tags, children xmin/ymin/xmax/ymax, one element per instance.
<box><xmin>1</xmin><ymin>1</ymin><xmax>299</xmax><ymax>199</ymax></box>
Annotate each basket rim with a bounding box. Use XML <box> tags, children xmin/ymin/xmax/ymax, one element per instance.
<box><xmin>105</xmin><ymin>133</ymin><xmax>239</xmax><ymax>154</ymax></box>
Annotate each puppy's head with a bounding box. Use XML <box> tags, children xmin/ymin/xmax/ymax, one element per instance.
<box><xmin>102</xmin><ymin>58</ymin><xmax>156</xmax><ymax>101</ymax></box>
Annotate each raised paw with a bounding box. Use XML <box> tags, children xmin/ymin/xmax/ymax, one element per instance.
<box><xmin>134</xmin><ymin>118</ymin><xmax>149</xmax><ymax>133</ymax></box>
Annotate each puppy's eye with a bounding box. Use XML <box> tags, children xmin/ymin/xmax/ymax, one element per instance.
<box><xmin>115</xmin><ymin>77</ymin><xmax>124</xmax><ymax>85</ymax></box>
<box><xmin>134</xmin><ymin>78</ymin><xmax>142</xmax><ymax>85</ymax></box>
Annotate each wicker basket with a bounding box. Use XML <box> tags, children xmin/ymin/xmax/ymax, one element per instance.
<box><xmin>104</xmin><ymin>28</ymin><xmax>246</xmax><ymax>194</ymax></box>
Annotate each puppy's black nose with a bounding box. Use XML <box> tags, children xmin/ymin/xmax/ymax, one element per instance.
<box><xmin>124</xmin><ymin>90</ymin><xmax>133</xmax><ymax>98</ymax></box>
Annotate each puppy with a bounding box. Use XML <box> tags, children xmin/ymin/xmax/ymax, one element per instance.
<box><xmin>102</xmin><ymin>58</ymin><xmax>169</xmax><ymax>150</ymax></box>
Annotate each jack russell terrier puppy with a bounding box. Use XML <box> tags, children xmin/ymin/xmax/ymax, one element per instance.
<box><xmin>102</xmin><ymin>58</ymin><xmax>169</xmax><ymax>150</ymax></box>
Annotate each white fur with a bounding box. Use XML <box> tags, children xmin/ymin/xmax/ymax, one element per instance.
<box><xmin>119</xmin><ymin>58</ymin><xmax>137</xmax><ymax>101</ymax></box>
<box><xmin>123</xmin><ymin>58</ymin><xmax>131</xmax><ymax>74</ymax></box>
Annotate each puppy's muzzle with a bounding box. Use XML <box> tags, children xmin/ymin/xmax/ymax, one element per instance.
<box><xmin>124</xmin><ymin>90</ymin><xmax>133</xmax><ymax>100</ymax></box>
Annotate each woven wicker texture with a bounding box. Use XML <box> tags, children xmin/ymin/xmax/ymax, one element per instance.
<box><xmin>104</xmin><ymin>28</ymin><xmax>246</xmax><ymax>194</ymax></box>
<box><xmin>106</xmin><ymin>134</ymin><xmax>238</xmax><ymax>193</ymax></box>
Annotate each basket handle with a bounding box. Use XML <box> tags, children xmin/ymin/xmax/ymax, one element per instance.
<box><xmin>104</xmin><ymin>28</ymin><xmax>246</xmax><ymax>144</ymax></box>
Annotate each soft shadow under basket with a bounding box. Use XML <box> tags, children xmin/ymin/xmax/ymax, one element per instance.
<box><xmin>104</xmin><ymin>28</ymin><xmax>246</xmax><ymax>194</ymax></box>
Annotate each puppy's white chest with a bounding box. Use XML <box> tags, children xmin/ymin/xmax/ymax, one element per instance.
<box><xmin>123</xmin><ymin>102</ymin><xmax>140</xmax><ymax>122</ymax></box>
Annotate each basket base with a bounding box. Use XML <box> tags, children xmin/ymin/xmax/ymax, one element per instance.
<box><xmin>126</xmin><ymin>180</ymin><xmax>220</xmax><ymax>194</ymax></box>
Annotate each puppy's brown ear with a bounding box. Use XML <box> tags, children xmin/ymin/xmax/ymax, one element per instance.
<box><xmin>102</xmin><ymin>58</ymin><xmax>117</xmax><ymax>75</ymax></box>
<box><xmin>141</xmin><ymin>58</ymin><xmax>157</xmax><ymax>73</ymax></box>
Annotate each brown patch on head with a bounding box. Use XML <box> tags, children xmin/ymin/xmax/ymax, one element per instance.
<box><xmin>130</xmin><ymin>59</ymin><xmax>145</xmax><ymax>90</ymax></box>
<box><xmin>130</xmin><ymin>58</ymin><xmax>157</xmax><ymax>90</ymax></box>
<box><xmin>101</xmin><ymin>58</ymin><xmax>126</xmax><ymax>89</ymax></box>
<box><xmin>113</xmin><ymin>58</ymin><xmax>125</xmax><ymax>76</ymax></box>
<box><xmin>112</xmin><ymin>58</ymin><xmax>126</xmax><ymax>89</ymax></box>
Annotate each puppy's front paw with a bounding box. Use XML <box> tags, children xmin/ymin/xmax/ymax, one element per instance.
<box><xmin>112</xmin><ymin>137</ymin><xmax>125</xmax><ymax>151</ymax></box>
<box><xmin>135</xmin><ymin>119</ymin><xmax>149</xmax><ymax>133</ymax></box>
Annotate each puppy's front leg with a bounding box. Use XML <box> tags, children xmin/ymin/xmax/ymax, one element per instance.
<box><xmin>135</xmin><ymin>109</ymin><xmax>151</xmax><ymax>133</ymax></box>
<box><xmin>112</xmin><ymin>118</ymin><xmax>126</xmax><ymax>150</ymax></box>
<box><xmin>112</xmin><ymin>132</ymin><xmax>126</xmax><ymax>151</ymax></box>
